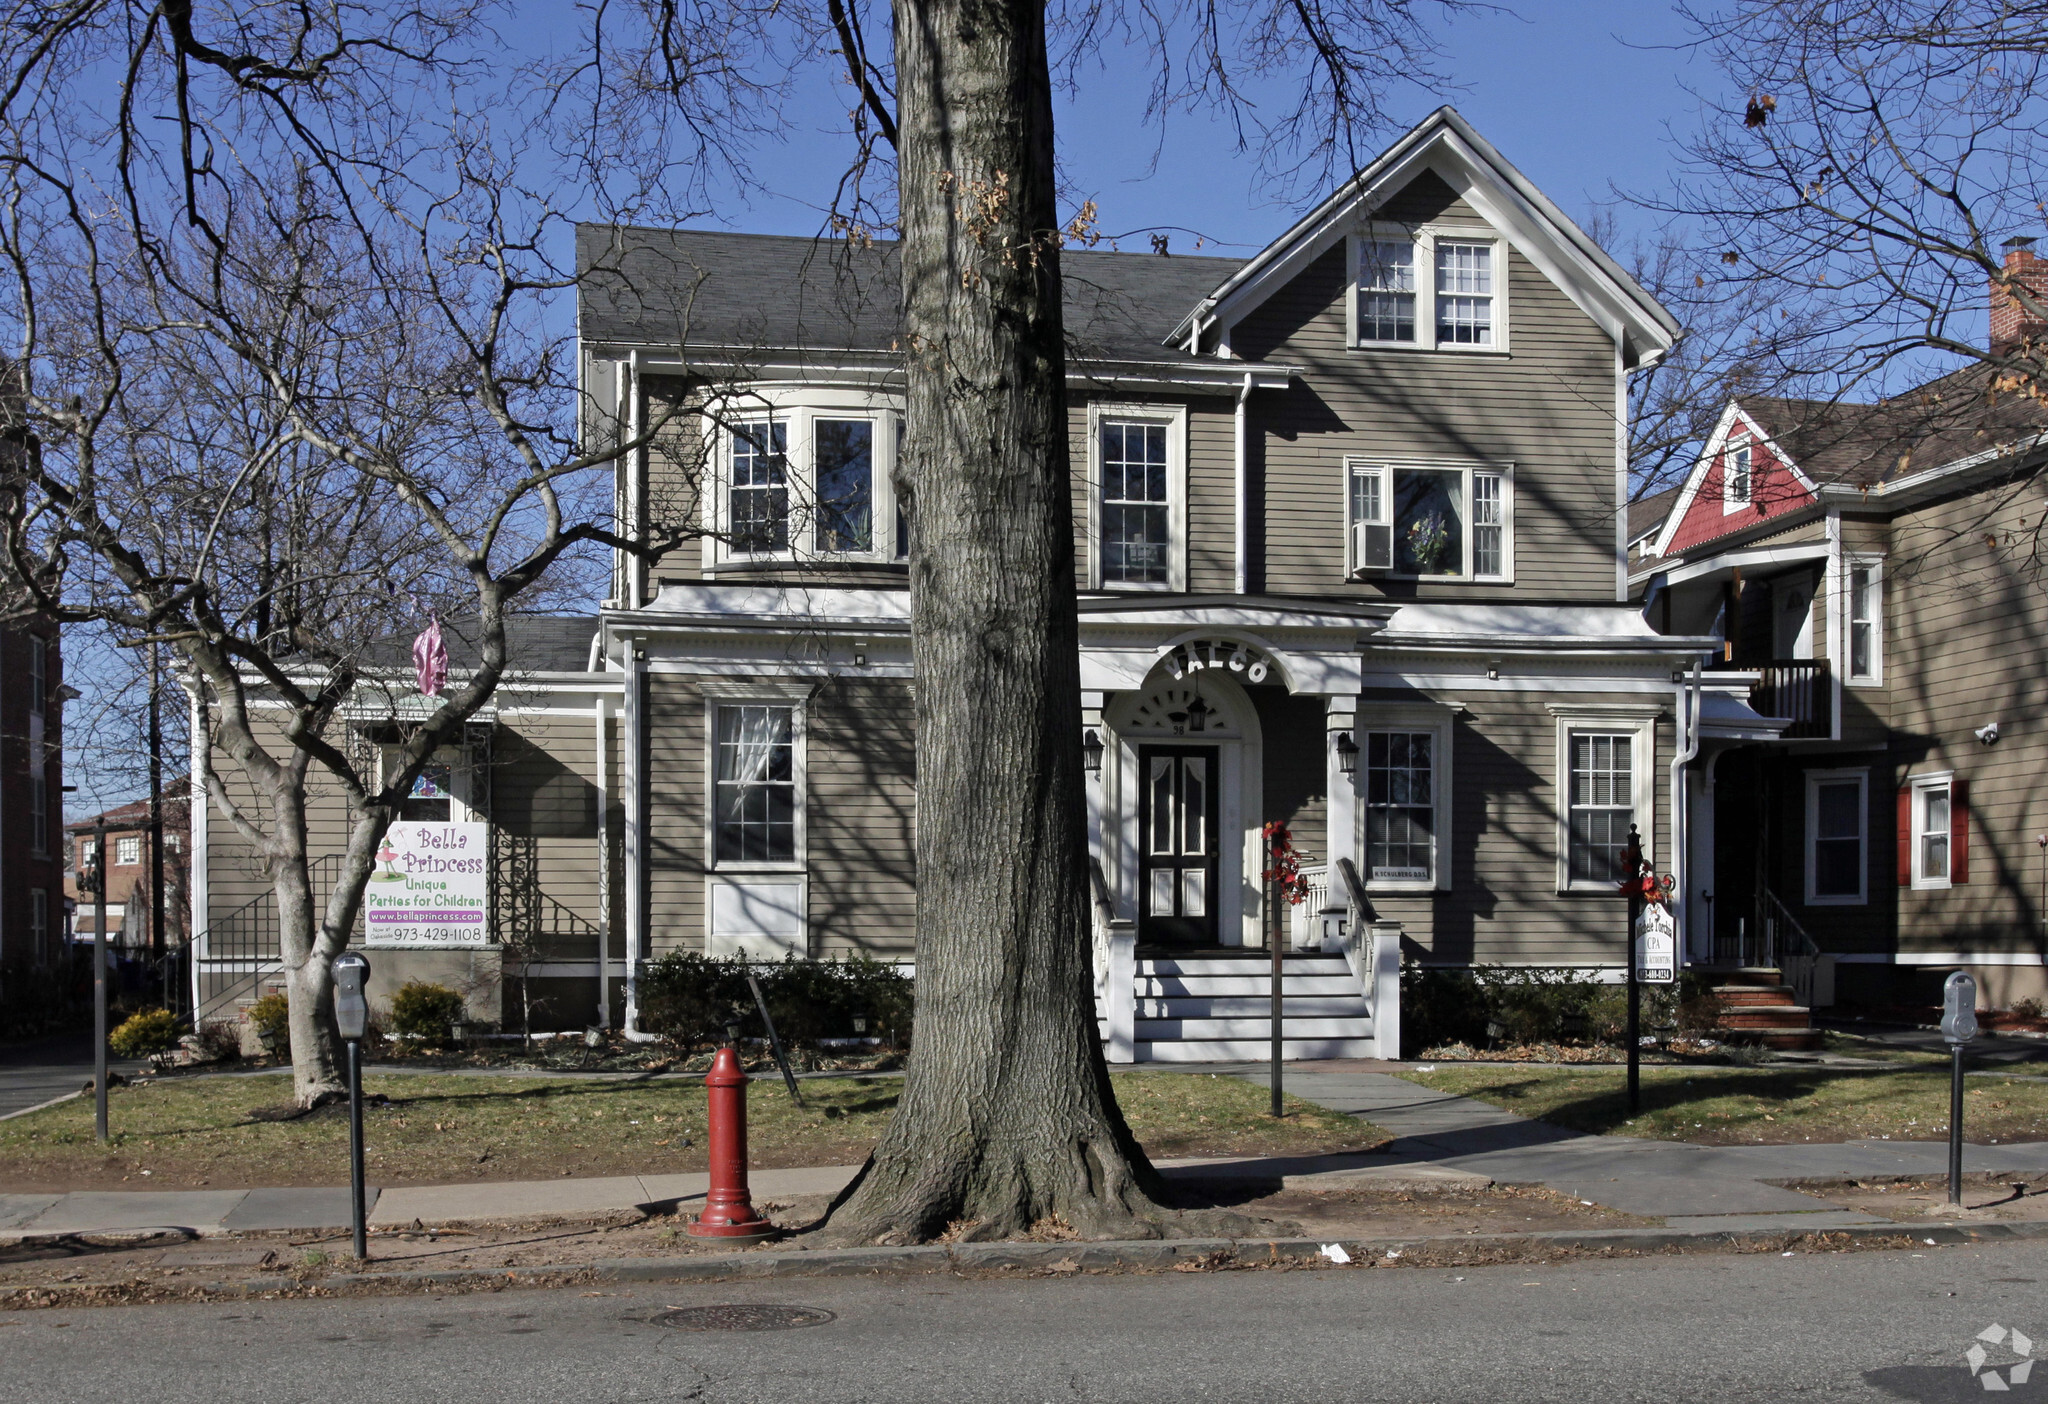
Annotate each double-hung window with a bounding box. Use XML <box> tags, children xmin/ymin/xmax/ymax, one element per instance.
<box><xmin>1806</xmin><ymin>770</ymin><xmax>1867</xmax><ymax>904</ymax></box>
<box><xmin>116</xmin><ymin>836</ymin><xmax>141</xmax><ymax>867</ymax></box>
<box><xmin>729</xmin><ymin>421</ymin><xmax>790</xmax><ymax>553</ymax></box>
<box><xmin>1907</xmin><ymin>774</ymin><xmax>1966</xmax><ymax>890</ymax></box>
<box><xmin>1565</xmin><ymin>731</ymin><xmax>1636</xmax><ymax>886</ymax></box>
<box><xmin>1347</xmin><ymin>460</ymin><xmax>1512</xmax><ymax>581</ymax></box>
<box><xmin>1089</xmin><ymin>404</ymin><xmax>1184</xmax><ymax>590</ymax></box>
<box><xmin>713</xmin><ymin>704</ymin><xmax>796</xmax><ymax>863</ymax></box>
<box><xmin>1364</xmin><ymin>732</ymin><xmax>1434</xmax><ymax>883</ymax></box>
<box><xmin>1351</xmin><ymin>228</ymin><xmax>1507</xmax><ymax>351</ymax></box>
<box><xmin>1845</xmin><ymin>559</ymin><xmax>1882</xmax><ymax>683</ymax></box>
<box><xmin>1724</xmin><ymin>440</ymin><xmax>1752</xmax><ymax>511</ymax></box>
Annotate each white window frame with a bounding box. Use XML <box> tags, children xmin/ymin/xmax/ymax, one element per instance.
<box><xmin>1841</xmin><ymin>555</ymin><xmax>1883</xmax><ymax>685</ymax></box>
<box><xmin>1354</xmin><ymin>707</ymin><xmax>1455</xmax><ymax>892</ymax></box>
<box><xmin>1549</xmin><ymin>707</ymin><xmax>1659</xmax><ymax>894</ymax></box>
<box><xmin>1345</xmin><ymin>458</ymin><xmax>1514</xmax><ymax>582</ymax></box>
<box><xmin>1086</xmin><ymin>401</ymin><xmax>1187</xmax><ymax>593</ymax></box>
<box><xmin>1347</xmin><ymin>226</ymin><xmax>1511</xmax><ymax>354</ymax></box>
<box><xmin>1723</xmin><ymin>438</ymin><xmax>1753</xmax><ymax>514</ymax></box>
<box><xmin>116</xmin><ymin>835</ymin><xmax>141</xmax><ymax>867</ymax></box>
<box><xmin>704</xmin><ymin>394</ymin><xmax>904</xmax><ymax>568</ymax></box>
<box><xmin>378</xmin><ymin>745</ymin><xmax>481</xmax><ymax>824</ymax></box>
<box><xmin>699</xmin><ymin>681</ymin><xmax>810</xmax><ymax>874</ymax></box>
<box><xmin>1909</xmin><ymin>771</ymin><xmax>1954</xmax><ymax>891</ymax></box>
<box><xmin>1804</xmin><ymin>768</ymin><xmax>1868</xmax><ymax>906</ymax></box>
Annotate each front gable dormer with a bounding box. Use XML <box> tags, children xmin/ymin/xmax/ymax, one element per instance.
<box><xmin>1652</xmin><ymin>402</ymin><xmax>1820</xmax><ymax>559</ymax></box>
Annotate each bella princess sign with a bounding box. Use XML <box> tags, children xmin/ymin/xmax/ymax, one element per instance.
<box><xmin>363</xmin><ymin>821</ymin><xmax>489</xmax><ymax>947</ymax></box>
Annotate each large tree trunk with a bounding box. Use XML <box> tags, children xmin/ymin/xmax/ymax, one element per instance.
<box><xmin>270</xmin><ymin>789</ymin><xmax>347</xmax><ymax>1105</ymax></box>
<box><xmin>820</xmin><ymin>0</ymin><xmax>1203</xmax><ymax>1245</ymax></box>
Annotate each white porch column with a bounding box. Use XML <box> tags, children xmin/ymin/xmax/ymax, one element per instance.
<box><xmin>1105</xmin><ymin>926</ymin><xmax>1137</xmax><ymax>1063</ymax></box>
<box><xmin>1324</xmin><ymin>696</ymin><xmax>1358</xmax><ymax>876</ymax></box>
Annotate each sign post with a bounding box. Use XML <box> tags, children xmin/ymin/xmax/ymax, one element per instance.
<box><xmin>1618</xmin><ymin>827</ymin><xmax>1676</xmax><ymax>1118</ymax></box>
<box><xmin>1941</xmin><ymin>970</ymin><xmax>1979</xmax><ymax>1208</ymax></box>
<box><xmin>333</xmin><ymin>950</ymin><xmax>373</xmax><ymax>1260</ymax></box>
<box><xmin>91</xmin><ymin>819</ymin><xmax>109</xmax><ymax>1143</ymax></box>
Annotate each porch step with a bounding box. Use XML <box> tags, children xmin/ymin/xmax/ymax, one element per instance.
<box><xmin>1135</xmin><ymin>995</ymin><xmax>1370</xmax><ymax>1019</ymax></box>
<box><xmin>1718</xmin><ymin>1004</ymin><xmax>1814</xmax><ymax>1031</ymax></box>
<box><xmin>1135</xmin><ymin>1037</ymin><xmax>1380</xmax><ymax>1062</ymax></box>
<box><xmin>1136</xmin><ymin>1016</ymin><xmax>1373</xmax><ymax>1041</ymax></box>
<box><xmin>1713</xmin><ymin>985</ymin><xmax>1800</xmax><ymax>1009</ymax></box>
<box><xmin>1136</xmin><ymin>974</ymin><xmax>1363</xmax><ymax>998</ymax></box>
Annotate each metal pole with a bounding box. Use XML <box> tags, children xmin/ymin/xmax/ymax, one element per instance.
<box><xmin>348</xmin><ymin>1037</ymin><xmax>368</xmax><ymax>1259</ymax></box>
<box><xmin>1625</xmin><ymin>825</ymin><xmax>1644</xmax><ymax>1118</ymax></box>
<box><xmin>148</xmin><ymin>643</ymin><xmax>167</xmax><ymax>993</ymax></box>
<box><xmin>1948</xmin><ymin>1041</ymin><xmax>1966</xmax><ymax>1207</ymax></box>
<box><xmin>742</xmin><ymin>967</ymin><xmax>802</xmax><ymax>1107</ymax></box>
<box><xmin>94</xmin><ymin>818</ymin><xmax>108</xmax><ymax>1143</ymax></box>
<box><xmin>1270</xmin><ymin>878</ymin><xmax>1283</xmax><ymax>1119</ymax></box>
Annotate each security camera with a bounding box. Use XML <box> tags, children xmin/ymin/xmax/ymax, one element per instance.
<box><xmin>1975</xmin><ymin>721</ymin><xmax>2000</xmax><ymax>745</ymax></box>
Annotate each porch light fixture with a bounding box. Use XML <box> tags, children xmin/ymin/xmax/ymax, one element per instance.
<box><xmin>1334</xmin><ymin>732</ymin><xmax>1360</xmax><ymax>775</ymax></box>
<box><xmin>1184</xmin><ymin>695</ymin><xmax>1212</xmax><ymax>733</ymax></box>
<box><xmin>1082</xmin><ymin>729</ymin><xmax>1105</xmax><ymax>772</ymax></box>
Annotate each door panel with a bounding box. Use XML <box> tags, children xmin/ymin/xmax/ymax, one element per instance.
<box><xmin>1138</xmin><ymin>745</ymin><xmax>1221</xmax><ymax>945</ymax></box>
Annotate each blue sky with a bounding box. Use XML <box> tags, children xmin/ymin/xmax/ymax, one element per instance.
<box><xmin>708</xmin><ymin>2</ymin><xmax>1712</xmax><ymax>255</ymax></box>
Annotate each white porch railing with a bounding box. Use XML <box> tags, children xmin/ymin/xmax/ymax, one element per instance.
<box><xmin>1089</xmin><ymin>857</ymin><xmax>1136</xmax><ymax>1062</ymax></box>
<box><xmin>1288</xmin><ymin>864</ymin><xmax>1330</xmax><ymax>949</ymax></box>
<box><xmin>1328</xmin><ymin>857</ymin><xmax>1402</xmax><ymax>1060</ymax></box>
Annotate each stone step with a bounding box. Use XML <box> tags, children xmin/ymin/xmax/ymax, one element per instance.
<box><xmin>1134</xmin><ymin>1037</ymin><xmax>1380</xmax><ymax>1062</ymax></box>
<box><xmin>1134</xmin><ymin>995</ymin><xmax>1371</xmax><ymax>1019</ymax></box>
<box><xmin>1719</xmin><ymin>1005</ymin><xmax>1813</xmax><ymax>1031</ymax></box>
<box><xmin>1714</xmin><ymin>986</ymin><xmax>1799</xmax><ymax>1007</ymax></box>
<box><xmin>1135</xmin><ymin>1016</ymin><xmax>1373</xmax><ymax>1041</ymax></box>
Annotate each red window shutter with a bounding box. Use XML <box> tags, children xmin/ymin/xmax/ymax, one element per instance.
<box><xmin>1897</xmin><ymin>789</ymin><xmax>1912</xmax><ymax>886</ymax></box>
<box><xmin>1951</xmin><ymin>779</ymin><xmax>1970</xmax><ymax>884</ymax></box>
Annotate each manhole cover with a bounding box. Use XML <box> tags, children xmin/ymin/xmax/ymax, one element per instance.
<box><xmin>654</xmin><ymin>1305</ymin><xmax>836</xmax><ymax>1333</ymax></box>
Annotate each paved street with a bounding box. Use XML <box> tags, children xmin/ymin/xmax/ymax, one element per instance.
<box><xmin>2</xmin><ymin>1239</ymin><xmax>2040</xmax><ymax>1402</ymax></box>
<box><xmin>0</xmin><ymin>1033</ymin><xmax>145</xmax><ymax>1120</ymax></box>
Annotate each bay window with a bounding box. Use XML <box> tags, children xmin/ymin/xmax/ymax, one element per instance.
<box><xmin>714</xmin><ymin>403</ymin><xmax>903</xmax><ymax>564</ymax></box>
<box><xmin>1350</xmin><ymin>228</ymin><xmax>1507</xmax><ymax>351</ymax></box>
<box><xmin>730</xmin><ymin>420</ymin><xmax>789</xmax><ymax>552</ymax></box>
<box><xmin>814</xmin><ymin>419</ymin><xmax>872</xmax><ymax>553</ymax></box>
<box><xmin>1347</xmin><ymin>460</ymin><xmax>1512</xmax><ymax>580</ymax></box>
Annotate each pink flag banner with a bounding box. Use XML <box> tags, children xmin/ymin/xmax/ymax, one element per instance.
<box><xmin>413</xmin><ymin>613</ymin><xmax>448</xmax><ymax>697</ymax></box>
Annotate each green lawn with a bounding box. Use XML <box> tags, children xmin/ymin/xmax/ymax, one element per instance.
<box><xmin>0</xmin><ymin>1069</ymin><xmax>1384</xmax><ymax>1191</ymax></box>
<box><xmin>1399</xmin><ymin>1064</ymin><xmax>2048</xmax><ymax>1144</ymax></box>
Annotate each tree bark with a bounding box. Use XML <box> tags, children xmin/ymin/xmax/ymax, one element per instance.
<box><xmin>820</xmin><ymin>0</ymin><xmax>1215</xmax><ymax>1245</ymax></box>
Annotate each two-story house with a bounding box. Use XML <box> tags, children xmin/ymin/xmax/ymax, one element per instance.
<box><xmin>1631</xmin><ymin>240</ymin><xmax>2048</xmax><ymax>1015</ymax></box>
<box><xmin>193</xmin><ymin>108</ymin><xmax>1764</xmax><ymax>1056</ymax></box>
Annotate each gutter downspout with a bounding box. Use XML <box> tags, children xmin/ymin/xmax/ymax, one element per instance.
<box><xmin>594</xmin><ymin>677</ymin><xmax>611</xmax><ymax>1030</ymax></box>
<box><xmin>1234</xmin><ymin>373</ymin><xmax>1253</xmax><ymax>596</ymax></box>
<box><xmin>1669</xmin><ymin>659</ymin><xmax>1703</xmax><ymax>962</ymax></box>
<box><xmin>625</xmin><ymin>351</ymin><xmax>644</xmax><ymax>610</ymax></box>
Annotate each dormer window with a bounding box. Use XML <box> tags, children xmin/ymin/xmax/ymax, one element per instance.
<box><xmin>1723</xmin><ymin>439</ymin><xmax>1753</xmax><ymax>512</ymax></box>
<box><xmin>1350</xmin><ymin>227</ymin><xmax>1508</xmax><ymax>352</ymax></box>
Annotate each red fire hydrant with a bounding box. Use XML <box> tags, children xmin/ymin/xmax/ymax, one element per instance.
<box><xmin>686</xmin><ymin>1043</ymin><xmax>775</xmax><ymax>1241</ymax></box>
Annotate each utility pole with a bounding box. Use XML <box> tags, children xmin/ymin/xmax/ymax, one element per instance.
<box><xmin>148</xmin><ymin>643</ymin><xmax>167</xmax><ymax>1002</ymax></box>
<box><xmin>92</xmin><ymin>816</ymin><xmax>108</xmax><ymax>1143</ymax></box>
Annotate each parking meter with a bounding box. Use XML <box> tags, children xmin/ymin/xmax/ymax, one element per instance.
<box><xmin>332</xmin><ymin>950</ymin><xmax>373</xmax><ymax>1259</ymax></box>
<box><xmin>1941</xmin><ymin>971</ymin><xmax>1979</xmax><ymax>1044</ymax></box>
<box><xmin>334</xmin><ymin>952</ymin><xmax>372</xmax><ymax>1041</ymax></box>
<box><xmin>1942</xmin><ymin>970</ymin><xmax>1978</xmax><ymax>1206</ymax></box>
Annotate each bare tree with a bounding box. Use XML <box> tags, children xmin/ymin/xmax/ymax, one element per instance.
<box><xmin>0</xmin><ymin>2</ymin><xmax>720</xmax><ymax>1104</ymax></box>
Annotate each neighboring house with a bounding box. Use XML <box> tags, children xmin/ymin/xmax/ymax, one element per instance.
<box><xmin>196</xmin><ymin>107</ymin><xmax>1762</xmax><ymax>1056</ymax></box>
<box><xmin>65</xmin><ymin>798</ymin><xmax>192</xmax><ymax>952</ymax></box>
<box><xmin>1631</xmin><ymin>243</ymin><xmax>2048</xmax><ymax>1010</ymax></box>
<box><xmin>0</xmin><ymin>616</ymin><xmax>67</xmax><ymax>977</ymax></box>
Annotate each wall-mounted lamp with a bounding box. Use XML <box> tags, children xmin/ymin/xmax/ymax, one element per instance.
<box><xmin>1334</xmin><ymin>732</ymin><xmax>1359</xmax><ymax>775</ymax></box>
<box><xmin>1184</xmin><ymin>696</ymin><xmax>1212</xmax><ymax>733</ymax></box>
<box><xmin>1082</xmin><ymin>729</ymin><xmax>1105</xmax><ymax>773</ymax></box>
<box><xmin>1976</xmin><ymin>721</ymin><xmax>2001</xmax><ymax>745</ymax></box>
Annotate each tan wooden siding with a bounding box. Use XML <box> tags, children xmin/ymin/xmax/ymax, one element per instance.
<box><xmin>491</xmin><ymin>710</ymin><xmax>614</xmax><ymax>963</ymax></box>
<box><xmin>644</xmin><ymin>674</ymin><xmax>708</xmax><ymax>954</ymax></box>
<box><xmin>1065</xmin><ymin>394</ymin><xmax>1234</xmax><ymax>594</ymax></box>
<box><xmin>201</xmin><ymin>713</ymin><xmax>357</xmax><ymax>928</ymax></box>
<box><xmin>805</xmin><ymin>676</ymin><xmax>918</xmax><ymax>955</ymax></box>
<box><xmin>1253</xmin><ymin>687</ymin><xmax>1328</xmax><ymax>866</ymax></box>
<box><xmin>1228</xmin><ymin>172</ymin><xmax>1621</xmax><ymax>603</ymax></box>
<box><xmin>1370</xmin><ymin>689</ymin><xmax>1671</xmax><ymax>968</ymax></box>
<box><xmin>1886</xmin><ymin>475</ymin><xmax>2048</xmax><ymax>957</ymax></box>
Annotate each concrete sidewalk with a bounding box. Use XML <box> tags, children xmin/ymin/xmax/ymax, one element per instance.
<box><xmin>7</xmin><ymin>1064</ymin><xmax>2046</xmax><ymax>1242</ymax></box>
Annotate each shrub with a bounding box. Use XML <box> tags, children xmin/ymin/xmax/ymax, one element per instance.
<box><xmin>193</xmin><ymin>1019</ymin><xmax>243</xmax><ymax>1062</ymax></box>
<box><xmin>2013</xmin><ymin>996</ymin><xmax>2046</xmax><ymax>1022</ymax></box>
<box><xmin>246</xmin><ymin>992</ymin><xmax>291</xmax><ymax>1045</ymax></box>
<box><xmin>640</xmin><ymin>951</ymin><xmax>914</xmax><ymax>1051</ymax></box>
<box><xmin>388</xmin><ymin>981</ymin><xmax>467</xmax><ymax>1043</ymax></box>
<box><xmin>1402</xmin><ymin>963</ymin><xmax>1719</xmax><ymax>1056</ymax></box>
<box><xmin>109</xmin><ymin>1007</ymin><xmax>182</xmax><ymax>1058</ymax></box>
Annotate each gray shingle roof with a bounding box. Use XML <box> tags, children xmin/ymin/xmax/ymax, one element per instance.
<box><xmin>1743</xmin><ymin>367</ymin><xmax>2048</xmax><ymax>489</ymax></box>
<box><xmin>363</xmin><ymin>614</ymin><xmax>599</xmax><ymax>675</ymax></box>
<box><xmin>576</xmin><ymin>225</ymin><xmax>1245</xmax><ymax>366</ymax></box>
<box><xmin>1627</xmin><ymin>485</ymin><xmax>1681</xmax><ymax>544</ymax></box>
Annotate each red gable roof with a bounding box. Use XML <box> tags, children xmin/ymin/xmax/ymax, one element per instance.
<box><xmin>1657</xmin><ymin>410</ymin><xmax>1815</xmax><ymax>557</ymax></box>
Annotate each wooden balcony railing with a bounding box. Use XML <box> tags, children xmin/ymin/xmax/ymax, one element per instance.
<box><xmin>1747</xmin><ymin>659</ymin><xmax>1832</xmax><ymax>739</ymax></box>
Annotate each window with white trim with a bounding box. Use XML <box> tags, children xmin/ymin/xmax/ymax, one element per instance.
<box><xmin>1087</xmin><ymin>404</ymin><xmax>1184</xmax><ymax>591</ymax></box>
<box><xmin>1566</xmin><ymin>732</ymin><xmax>1635</xmax><ymax>885</ymax></box>
<box><xmin>116</xmin><ymin>836</ymin><xmax>140</xmax><ymax>867</ymax></box>
<box><xmin>1806</xmin><ymin>769</ymin><xmax>1867</xmax><ymax>904</ymax></box>
<box><xmin>713</xmin><ymin>704</ymin><xmax>797</xmax><ymax>864</ymax></box>
<box><xmin>712</xmin><ymin>405</ymin><xmax>903</xmax><ymax>565</ymax></box>
<box><xmin>1364</xmin><ymin>731</ymin><xmax>1434</xmax><ymax>882</ymax></box>
<box><xmin>730</xmin><ymin>419</ymin><xmax>790</xmax><ymax>552</ymax></box>
<box><xmin>1723</xmin><ymin>439</ymin><xmax>1752</xmax><ymax>512</ymax></box>
<box><xmin>1347</xmin><ymin>461</ymin><xmax>1511</xmax><ymax>580</ymax></box>
<box><xmin>1910</xmin><ymin>775</ymin><xmax>1954</xmax><ymax>889</ymax></box>
<box><xmin>1846</xmin><ymin>559</ymin><xmax>1881</xmax><ymax>683</ymax></box>
<box><xmin>1350</xmin><ymin>228</ymin><xmax>1508</xmax><ymax>352</ymax></box>
<box><xmin>814</xmin><ymin>418</ymin><xmax>873</xmax><ymax>553</ymax></box>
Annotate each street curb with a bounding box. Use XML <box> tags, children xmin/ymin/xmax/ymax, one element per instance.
<box><xmin>16</xmin><ymin>1217</ymin><xmax>2048</xmax><ymax>1305</ymax></box>
<box><xmin>0</xmin><ymin>1092</ymin><xmax>83</xmax><ymax>1123</ymax></box>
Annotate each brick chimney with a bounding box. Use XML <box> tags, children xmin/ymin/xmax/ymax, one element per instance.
<box><xmin>1989</xmin><ymin>236</ymin><xmax>2048</xmax><ymax>356</ymax></box>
